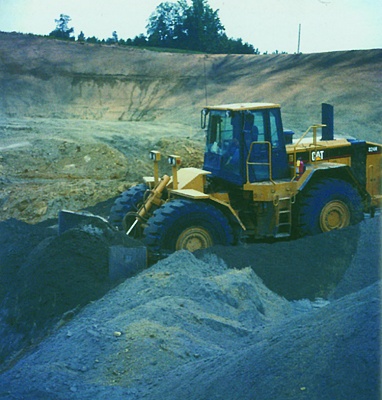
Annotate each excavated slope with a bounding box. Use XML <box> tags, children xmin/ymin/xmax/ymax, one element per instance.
<box><xmin>1</xmin><ymin>33</ymin><xmax>381</xmax><ymax>224</ymax></box>
<box><xmin>0</xmin><ymin>32</ymin><xmax>381</xmax><ymax>141</ymax></box>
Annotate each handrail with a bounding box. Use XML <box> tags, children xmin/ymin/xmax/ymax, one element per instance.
<box><xmin>292</xmin><ymin>124</ymin><xmax>326</xmax><ymax>148</ymax></box>
<box><xmin>291</xmin><ymin>124</ymin><xmax>326</xmax><ymax>180</ymax></box>
<box><xmin>245</xmin><ymin>124</ymin><xmax>327</xmax><ymax>184</ymax></box>
<box><xmin>246</xmin><ymin>141</ymin><xmax>274</xmax><ymax>184</ymax></box>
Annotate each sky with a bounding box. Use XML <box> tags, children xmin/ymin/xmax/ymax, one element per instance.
<box><xmin>0</xmin><ymin>0</ymin><xmax>381</xmax><ymax>54</ymax></box>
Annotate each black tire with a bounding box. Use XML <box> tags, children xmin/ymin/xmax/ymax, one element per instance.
<box><xmin>295</xmin><ymin>178</ymin><xmax>363</xmax><ymax>236</ymax></box>
<box><xmin>143</xmin><ymin>199</ymin><xmax>234</xmax><ymax>255</ymax></box>
<box><xmin>109</xmin><ymin>184</ymin><xmax>148</xmax><ymax>231</ymax></box>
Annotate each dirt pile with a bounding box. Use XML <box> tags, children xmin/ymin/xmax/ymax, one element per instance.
<box><xmin>0</xmin><ymin>215</ymin><xmax>380</xmax><ymax>399</ymax></box>
<box><xmin>196</xmin><ymin>222</ymin><xmax>364</xmax><ymax>300</ymax></box>
<box><xmin>144</xmin><ymin>281</ymin><xmax>380</xmax><ymax>400</ymax></box>
<box><xmin>0</xmin><ymin>216</ymin><xmax>144</xmax><ymax>365</ymax></box>
<box><xmin>0</xmin><ymin>137</ymin><xmax>130</xmax><ymax>222</ymax></box>
<box><xmin>0</xmin><ymin>119</ymin><xmax>203</xmax><ymax>223</ymax></box>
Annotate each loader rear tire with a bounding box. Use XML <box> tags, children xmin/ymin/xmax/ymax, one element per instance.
<box><xmin>143</xmin><ymin>199</ymin><xmax>233</xmax><ymax>256</ymax></box>
<box><xmin>109</xmin><ymin>184</ymin><xmax>148</xmax><ymax>231</ymax></box>
<box><xmin>295</xmin><ymin>178</ymin><xmax>363</xmax><ymax>236</ymax></box>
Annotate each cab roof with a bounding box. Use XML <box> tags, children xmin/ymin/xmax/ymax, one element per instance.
<box><xmin>204</xmin><ymin>102</ymin><xmax>280</xmax><ymax>112</ymax></box>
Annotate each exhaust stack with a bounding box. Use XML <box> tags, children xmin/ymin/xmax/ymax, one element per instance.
<box><xmin>321</xmin><ymin>103</ymin><xmax>334</xmax><ymax>141</ymax></box>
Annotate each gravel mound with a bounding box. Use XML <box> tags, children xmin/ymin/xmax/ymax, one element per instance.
<box><xmin>0</xmin><ymin>217</ymin><xmax>143</xmax><ymax>366</ymax></box>
<box><xmin>196</xmin><ymin>221</ymin><xmax>365</xmax><ymax>300</ymax></box>
<box><xmin>0</xmin><ymin>251</ymin><xmax>292</xmax><ymax>398</ymax></box>
<box><xmin>0</xmin><ymin>216</ymin><xmax>380</xmax><ymax>399</ymax></box>
<box><xmin>329</xmin><ymin>215</ymin><xmax>381</xmax><ymax>299</ymax></box>
<box><xmin>143</xmin><ymin>281</ymin><xmax>380</xmax><ymax>400</ymax></box>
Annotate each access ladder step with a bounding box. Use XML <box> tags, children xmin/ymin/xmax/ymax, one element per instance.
<box><xmin>274</xmin><ymin>196</ymin><xmax>293</xmax><ymax>238</ymax></box>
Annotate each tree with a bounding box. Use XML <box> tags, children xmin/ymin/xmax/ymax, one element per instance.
<box><xmin>220</xmin><ymin>35</ymin><xmax>256</xmax><ymax>54</ymax></box>
<box><xmin>49</xmin><ymin>14</ymin><xmax>74</xmax><ymax>40</ymax></box>
<box><xmin>106</xmin><ymin>31</ymin><xmax>119</xmax><ymax>45</ymax></box>
<box><xmin>77</xmin><ymin>31</ymin><xmax>85</xmax><ymax>42</ymax></box>
<box><xmin>132</xmin><ymin>34</ymin><xmax>148</xmax><ymax>47</ymax></box>
<box><xmin>86</xmin><ymin>36</ymin><xmax>99</xmax><ymax>44</ymax></box>
<box><xmin>146</xmin><ymin>2</ymin><xmax>185</xmax><ymax>47</ymax></box>
<box><xmin>145</xmin><ymin>0</ymin><xmax>255</xmax><ymax>54</ymax></box>
<box><xmin>182</xmin><ymin>0</ymin><xmax>224</xmax><ymax>52</ymax></box>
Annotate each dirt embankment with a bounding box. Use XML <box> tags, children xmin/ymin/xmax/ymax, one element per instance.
<box><xmin>0</xmin><ymin>32</ymin><xmax>381</xmax><ymax>223</ymax></box>
<box><xmin>1</xmin><ymin>32</ymin><xmax>381</xmax><ymax>138</ymax></box>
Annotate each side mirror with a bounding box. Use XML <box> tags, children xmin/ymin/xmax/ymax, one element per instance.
<box><xmin>201</xmin><ymin>109</ymin><xmax>208</xmax><ymax>129</ymax></box>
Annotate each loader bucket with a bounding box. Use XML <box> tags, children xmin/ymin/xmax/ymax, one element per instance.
<box><xmin>58</xmin><ymin>210</ymin><xmax>147</xmax><ymax>281</ymax></box>
<box><xmin>58</xmin><ymin>210</ymin><xmax>111</xmax><ymax>235</ymax></box>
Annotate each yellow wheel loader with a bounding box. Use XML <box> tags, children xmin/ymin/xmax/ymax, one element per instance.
<box><xmin>108</xmin><ymin>103</ymin><xmax>381</xmax><ymax>258</ymax></box>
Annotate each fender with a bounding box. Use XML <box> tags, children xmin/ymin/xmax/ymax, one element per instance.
<box><xmin>297</xmin><ymin>163</ymin><xmax>371</xmax><ymax>207</ymax></box>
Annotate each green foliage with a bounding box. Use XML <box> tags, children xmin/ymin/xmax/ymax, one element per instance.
<box><xmin>46</xmin><ymin>2</ymin><xmax>258</xmax><ymax>54</ymax></box>
<box><xmin>85</xmin><ymin>36</ymin><xmax>99</xmax><ymax>44</ymax></box>
<box><xmin>146</xmin><ymin>2</ymin><xmax>185</xmax><ymax>48</ymax></box>
<box><xmin>146</xmin><ymin>0</ymin><xmax>255</xmax><ymax>54</ymax></box>
<box><xmin>49</xmin><ymin>14</ymin><xmax>74</xmax><ymax>40</ymax></box>
<box><xmin>106</xmin><ymin>31</ymin><xmax>119</xmax><ymax>44</ymax></box>
<box><xmin>77</xmin><ymin>31</ymin><xmax>85</xmax><ymax>42</ymax></box>
<box><xmin>133</xmin><ymin>34</ymin><xmax>148</xmax><ymax>46</ymax></box>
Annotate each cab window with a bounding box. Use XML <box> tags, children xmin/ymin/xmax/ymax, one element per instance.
<box><xmin>206</xmin><ymin>111</ymin><xmax>234</xmax><ymax>154</ymax></box>
<box><xmin>269</xmin><ymin>109</ymin><xmax>283</xmax><ymax>148</ymax></box>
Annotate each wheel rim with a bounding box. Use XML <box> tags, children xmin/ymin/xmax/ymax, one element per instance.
<box><xmin>320</xmin><ymin>200</ymin><xmax>350</xmax><ymax>232</ymax></box>
<box><xmin>175</xmin><ymin>227</ymin><xmax>213</xmax><ymax>251</ymax></box>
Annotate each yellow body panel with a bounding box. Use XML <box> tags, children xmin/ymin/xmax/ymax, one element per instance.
<box><xmin>177</xmin><ymin>167</ymin><xmax>211</xmax><ymax>191</ymax></box>
<box><xmin>366</xmin><ymin>153</ymin><xmax>382</xmax><ymax>207</ymax></box>
<box><xmin>287</xmin><ymin>138</ymin><xmax>351</xmax><ymax>152</ymax></box>
<box><xmin>327</xmin><ymin>157</ymin><xmax>350</xmax><ymax>165</ymax></box>
<box><xmin>170</xmin><ymin>189</ymin><xmax>209</xmax><ymax>199</ymax></box>
<box><xmin>243</xmin><ymin>180</ymin><xmax>298</xmax><ymax>202</ymax></box>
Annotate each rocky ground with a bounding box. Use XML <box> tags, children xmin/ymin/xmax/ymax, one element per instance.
<box><xmin>0</xmin><ymin>117</ymin><xmax>204</xmax><ymax>224</ymax></box>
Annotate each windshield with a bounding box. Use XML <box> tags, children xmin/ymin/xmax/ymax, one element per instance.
<box><xmin>205</xmin><ymin>110</ymin><xmax>234</xmax><ymax>154</ymax></box>
<box><xmin>203</xmin><ymin>110</ymin><xmax>243</xmax><ymax>184</ymax></box>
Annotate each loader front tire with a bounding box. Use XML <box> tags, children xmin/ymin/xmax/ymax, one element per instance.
<box><xmin>143</xmin><ymin>199</ymin><xmax>233</xmax><ymax>256</ymax></box>
<box><xmin>295</xmin><ymin>178</ymin><xmax>363</xmax><ymax>236</ymax></box>
<box><xmin>109</xmin><ymin>184</ymin><xmax>148</xmax><ymax>231</ymax></box>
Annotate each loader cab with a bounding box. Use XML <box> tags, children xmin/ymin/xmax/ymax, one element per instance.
<box><xmin>202</xmin><ymin>103</ymin><xmax>289</xmax><ymax>186</ymax></box>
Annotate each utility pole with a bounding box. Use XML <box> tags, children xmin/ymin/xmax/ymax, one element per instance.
<box><xmin>297</xmin><ymin>23</ymin><xmax>301</xmax><ymax>54</ymax></box>
<box><xmin>204</xmin><ymin>55</ymin><xmax>208</xmax><ymax>106</ymax></box>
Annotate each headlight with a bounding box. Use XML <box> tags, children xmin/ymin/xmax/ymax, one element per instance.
<box><xmin>149</xmin><ymin>150</ymin><xmax>161</xmax><ymax>161</ymax></box>
<box><xmin>168</xmin><ymin>155</ymin><xmax>181</xmax><ymax>166</ymax></box>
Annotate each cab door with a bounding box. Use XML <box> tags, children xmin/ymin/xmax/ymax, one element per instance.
<box><xmin>245</xmin><ymin>108</ymin><xmax>289</xmax><ymax>182</ymax></box>
<box><xmin>267</xmin><ymin>108</ymin><xmax>289</xmax><ymax>180</ymax></box>
<box><xmin>204</xmin><ymin>110</ymin><xmax>245</xmax><ymax>185</ymax></box>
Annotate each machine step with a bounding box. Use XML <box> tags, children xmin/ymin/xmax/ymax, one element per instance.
<box><xmin>274</xmin><ymin>197</ymin><xmax>293</xmax><ymax>237</ymax></box>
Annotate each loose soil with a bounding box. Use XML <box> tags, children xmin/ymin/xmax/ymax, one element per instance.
<box><xmin>0</xmin><ymin>216</ymin><xmax>380</xmax><ymax>399</ymax></box>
